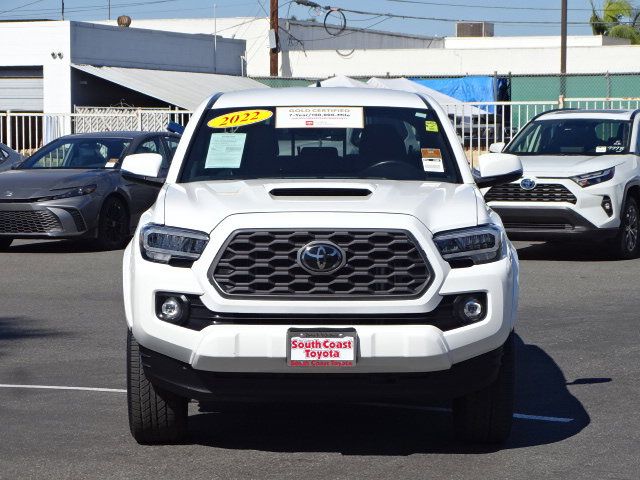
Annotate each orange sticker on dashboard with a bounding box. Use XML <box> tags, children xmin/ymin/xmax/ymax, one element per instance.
<box><xmin>207</xmin><ymin>109</ymin><xmax>273</xmax><ymax>128</ymax></box>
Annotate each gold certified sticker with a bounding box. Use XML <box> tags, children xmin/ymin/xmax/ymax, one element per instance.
<box><xmin>207</xmin><ymin>109</ymin><xmax>273</xmax><ymax>128</ymax></box>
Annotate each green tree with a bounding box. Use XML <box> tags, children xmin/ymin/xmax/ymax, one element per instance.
<box><xmin>590</xmin><ymin>0</ymin><xmax>640</xmax><ymax>44</ymax></box>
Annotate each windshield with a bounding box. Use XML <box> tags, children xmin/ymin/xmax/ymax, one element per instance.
<box><xmin>506</xmin><ymin>118</ymin><xmax>631</xmax><ymax>156</ymax></box>
<box><xmin>179</xmin><ymin>106</ymin><xmax>461</xmax><ymax>183</ymax></box>
<box><xmin>20</xmin><ymin>137</ymin><xmax>132</xmax><ymax>169</ymax></box>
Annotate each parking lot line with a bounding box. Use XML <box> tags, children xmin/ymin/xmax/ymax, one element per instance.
<box><xmin>0</xmin><ymin>384</ymin><xmax>126</xmax><ymax>393</ymax></box>
<box><xmin>0</xmin><ymin>385</ymin><xmax>576</xmax><ymax>424</ymax></box>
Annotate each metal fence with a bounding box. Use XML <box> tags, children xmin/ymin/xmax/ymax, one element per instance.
<box><xmin>1</xmin><ymin>99</ymin><xmax>638</xmax><ymax>161</ymax></box>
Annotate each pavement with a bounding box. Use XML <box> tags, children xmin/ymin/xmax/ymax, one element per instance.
<box><xmin>0</xmin><ymin>238</ymin><xmax>638</xmax><ymax>480</ymax></box>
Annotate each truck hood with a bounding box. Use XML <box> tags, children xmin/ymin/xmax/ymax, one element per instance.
<box><xmin>163</xmin><ymin>179</ymin><xmax>482</xmax><ymax>235</ymax></box>
<box><xmin>0</xmin><ymin>168</ymin><xmax>109</xmax><ymax>200</ymax></box>
<box><xmin>519</xmin><ymin>154</ymin><xmax>624</xmax><ymax>176</ymax></box>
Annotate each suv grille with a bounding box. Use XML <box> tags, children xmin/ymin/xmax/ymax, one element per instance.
<box><xmin>210</xmin><ymin>230</ymin><xmax>432</xmax><ymax>298</ymax></box>
<box><xmin>0</xmin><ymin>210</ymin><xmax>62</xmax><ymax>233</ymax></box>
<box><xmin>485</xmin><ymin>183</ymin><xmax>577</xmax><ymax>204</ymax></box>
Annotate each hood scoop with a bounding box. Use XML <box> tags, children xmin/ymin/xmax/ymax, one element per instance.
<box><xmin>269</xmin><ymin>187</ymin><xmax>372</xmax><ymax>198</ymax></box>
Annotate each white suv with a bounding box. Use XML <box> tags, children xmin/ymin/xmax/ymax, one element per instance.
<box><xmin>121</xmin><ymin>88</ymin><xmax>522</xmax><ymax>445</ymax></box>
<box><xmin>485</xmin><ymin>109</ymin><xmax>640</xmax><ymax>258</ymax></box>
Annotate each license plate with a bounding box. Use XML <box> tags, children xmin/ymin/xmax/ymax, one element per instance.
<box><xmin>287</xmin><ymin>328</ymin><xmax>357</xmax><ymax>367</ymax></box>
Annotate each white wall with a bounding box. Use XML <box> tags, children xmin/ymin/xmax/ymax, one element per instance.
<box><xmin>444</xmin><ymin>35</ymin><xmax>630</xmax><ymax>49</ymax></box>
<box><xmin>279</xmin><ymin>44</ymin><xmax>640</xmax><ymax>77</ymax></box>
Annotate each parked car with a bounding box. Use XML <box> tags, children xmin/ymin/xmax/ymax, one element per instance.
<box><xmin>122</xmin><ymin>88</ymin><xmax>522</xmax><ymax>444</ymax></box>
<box><xmin>0</xmin><ymin>141</ymin><xmax>23</xmax><ymax>172</ymax></box>
<box><xmin>484</xmin><ymin>108</ymin><xmax>640</xmax><ymax>258</ymax></box>
<box><xmin>0</xmin><ymin>131</ymin><xmax>180</xmax><ymax>250</ymax></box>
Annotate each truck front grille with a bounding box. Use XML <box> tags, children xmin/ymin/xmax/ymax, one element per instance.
<box><xmin>210</xmin><ymin>230</ymin><xmax>432</xmax><ymax>298</ymax></box>
<box><xmin>485</xmin><ymin>183</ymin><xmax>577</xmax><ymax>204</ymax></box>
<box><xmin>0</xmin><ymin>210</ymin><xmax>62</xmax><ymax>233</ymax></box>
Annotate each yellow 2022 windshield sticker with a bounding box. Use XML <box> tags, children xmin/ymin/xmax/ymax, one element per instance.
<box><xmin>208</xmin><ymin>109</ymin><xmax>273</xmax><ymax>129</ymax></box>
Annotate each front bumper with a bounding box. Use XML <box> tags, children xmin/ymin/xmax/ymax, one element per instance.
<box><xmin>493</xmin><ymin>206</ymin><xmax>618</xmax><ymax>241</ymax></box>
<box><xmin>139</xmin><ymin>341</ymin><xmax>506</xmax><ymax>402</ymax></box>
<box><xmin>124</xmin><ymin>213</ymin><xmax>519</xmax><ymax>375</ymax></box>
<box><xmin>0</xmin><ymin>197</ymin><xmax>99</xmax><ymax>239</ymax></box>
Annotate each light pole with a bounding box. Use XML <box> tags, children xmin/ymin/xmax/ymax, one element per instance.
<box><xmin>560</xmin><ymin>0</ymin><xmax>567</xmax><ymax>103</ymax></box>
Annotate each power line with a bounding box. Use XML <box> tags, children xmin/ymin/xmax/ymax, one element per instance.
<box><xmin>0</xmin><ymin>0</ymin><xmax>44</xmax><ymax>15</ymax></box>
<box><xmin>385</xmin><ymin>0</ymin><xmax>608</xmax><ymax>12</ymax></box>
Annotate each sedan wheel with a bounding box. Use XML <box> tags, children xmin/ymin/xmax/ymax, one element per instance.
<box><xmin>96</xmin><ymin>197</ymin><xmax>130</xmax><ymax>250</ymax></box>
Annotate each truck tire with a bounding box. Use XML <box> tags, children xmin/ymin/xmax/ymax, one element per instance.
<box><xmin>452</xmin><ymin>333</ymin><xmax>515</xmax><ymax>444</ymax></box>
<box><xmin>127</xmin><ymin>330</ymin><xmax>188</xmax><ymax>444</ymax></box>
<box><xmin>612</xmin><ymin>196</ymin><xmax>639</xmax><ymax>259</ymax></box>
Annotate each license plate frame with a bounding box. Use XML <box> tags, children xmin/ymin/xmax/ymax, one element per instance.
<box><xmin>286</xmin><ymin>328</ymin><xmax>357</xmax><ymax>368</ymax></box>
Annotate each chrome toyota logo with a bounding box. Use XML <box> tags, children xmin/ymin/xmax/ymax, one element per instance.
<box><xmin>297</xmin><ymin>241</ymin><xmax>345</xmax><ymax>274</ymax></box>
<box><xmin>4</xmin><ymin>190</ymin><xmax>13</xmax><ymax>197</ymax></box>
<box><xmin>520</xmin><ymin>178</ymin><xmax>536</xmax><ymax>190</ymax></box>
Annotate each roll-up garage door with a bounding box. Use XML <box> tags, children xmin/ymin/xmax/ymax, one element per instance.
<box><xmin>0</xmin><ymin>78</ymin><xmax>43</xmax><ymax>111</ymax></box>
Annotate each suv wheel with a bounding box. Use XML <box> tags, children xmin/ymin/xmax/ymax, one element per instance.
<box><xmin>452</xmin><ymin>333</ymin><xmax>515</xmax><ymax>444</ymax></box>
<box><xmin>613</xmin><ymin>196</ymin><xmax>639</xmax><ymax>259</ymax></box>
<box><xmin>0</xmin><ymin>238</ymin><xmax>12</xmax><ymax>250</ymax></box>
<box><xmin>127</xmin><ymin>330</ymin><xmax>188</xmax><ymax>444</ymax></box>
<box><xmin>95</xmin><ymin>196</ymin><xmax>130</xmax><ymax>250</ymax></box>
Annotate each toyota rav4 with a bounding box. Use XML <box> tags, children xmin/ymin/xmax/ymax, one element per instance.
<box><xmin>122</xmin><ymin>88</ymin><xmax>522</xmax><ymax>445</ymax></box>
<box><xmin>485</xmin><ymin>109</ymin><xmax>640</xmax><ymax>258</ymax></box>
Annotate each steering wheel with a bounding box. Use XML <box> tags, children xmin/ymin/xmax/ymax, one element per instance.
<box><xmin>360</xmin><ymin>160</ymin><xmax>424</xmax><ymax>178</ymax></box>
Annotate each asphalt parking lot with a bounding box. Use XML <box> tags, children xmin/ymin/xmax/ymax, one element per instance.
<box><xmin>0</xmin><ymin>239</ymin><xmax>638</xmax><ymax>480</ymax></box>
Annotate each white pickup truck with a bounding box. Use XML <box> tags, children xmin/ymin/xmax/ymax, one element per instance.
<box><xmin>121</xmin><ymin>88</ymin><xmax>522</xmax><ymax>445</ymax></box>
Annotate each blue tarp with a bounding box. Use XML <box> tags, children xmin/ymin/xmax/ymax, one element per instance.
<box><xmin>410</xmin><ymin>76</ymin><xmax>496</xmax><ymax>112</ymax></box>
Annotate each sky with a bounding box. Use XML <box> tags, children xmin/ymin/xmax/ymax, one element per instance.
<box><xmin>0</xmin><ymin>0</ymin><xmax>603</xmax><ymax>37</ymax></box>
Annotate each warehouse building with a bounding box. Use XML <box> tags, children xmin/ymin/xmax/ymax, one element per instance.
<box><xmin>0</xmin><ymin>19</ymin><xmax>262</xmax><ymax>114</ymax></box>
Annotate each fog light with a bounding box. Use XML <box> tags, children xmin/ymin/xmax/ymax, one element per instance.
<box><xmin>454</xmin><ymin>294</ymin><xmax>486</xmax><ymax>324</ymax></box>
<box><xmin>601</xmin><ymin>196</ymin><xmax>613</xmax><ymax>217</ymax></box>
<box><xmin>156</xmin><ymin>294</ymin><xmax>189</xmax><ymax>324</ymax></box>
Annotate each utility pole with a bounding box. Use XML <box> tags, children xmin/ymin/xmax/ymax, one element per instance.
<box><xmin>560</xmin><ymin>0</ymin><xmax>567</xmax><ymax>103</ymax></box>
<box><xmin>61</xmin><ymin>0</ymin><xmax>65</xmax><ymax>20</ymax></box>
<box><xmin>269</xmin><ymin>0</ymin><xmax>279</xmax><ymax>76</ymax></box>
<box><xmin>108</xmin><ymin>0</ymin><xmax>111</xmax><ymax>20</ymax></box>
<box><xmin>214</xmin><ymin>3</ymin><xmax>218</xmax><ymax>73</ymax></box>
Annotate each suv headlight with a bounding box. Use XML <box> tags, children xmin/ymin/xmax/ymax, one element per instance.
<box><xmin>140</xmin><ymin>224</ymin><xmax>209</xmax><ymax>264</ymax></box>
<box><xmin>433</xmin><ymin>224</ymin><xmax>506</xmax><ymax>266</ymax></box>
<box><xmin>570</xmin><ymin>168</ymin><xmax>614</xmax><ymax>188</ymax></box>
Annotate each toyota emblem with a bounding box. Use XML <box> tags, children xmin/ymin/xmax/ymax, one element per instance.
<box><xmin>520</xmin><ymin>178</ymin><xmax>536</xmax><ymax>190</ymax></box>
<box><xmin>297</xmin><ymin>241</ymin><xmax>346</xmax><ymax>275</ymax></box>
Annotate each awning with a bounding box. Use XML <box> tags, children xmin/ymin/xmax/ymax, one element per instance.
<box><xmin>72</xmin><ymin>64</ymin><xmax>268</xmax><ymax>110</ymax></box>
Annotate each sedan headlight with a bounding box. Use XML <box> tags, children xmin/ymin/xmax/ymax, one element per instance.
<box><xmin>140</xmin><ymin>224</ymin><xmax>209</xmax><ymax>264</ymax></box>
<box><xmin>39</xmin><ymin>184</ymin><xmax>97</xmax><ymax>201</ymax></box>
<box><xmin>433</xmin><ymin>224</ymin><xmax>506</xmax><ymax>266</ymax></box>
<box><xmin>570</xmin><ymin>168</ymin><xmax>614</xmax><ymax>188</ymax></box>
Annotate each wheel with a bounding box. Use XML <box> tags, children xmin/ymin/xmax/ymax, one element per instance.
<box><xmin>0</xmin><ymin>238</ymin><xmax>12</xmax><ymax>250</ymax></box>
<box><xmin>127</xmin><ymin>330</ymin><xmax>188</xmax><ymax>444</ymax></box>
<box><xmin>612</xmin><ymin>196</ymin><xmax>639</xmax><ymax>259</ymax></box>
<box><xmin>95</xmin><ymin>196</ymin><xmax>130</xmax><ymax>250</ymax></box>
<box><xmin>452</xmin><ymin>333</ymin><xmax>515</xmax><ymax>444</ymax></box>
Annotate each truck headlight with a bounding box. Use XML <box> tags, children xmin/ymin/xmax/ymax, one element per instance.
<box><xmin>433</xmin><ymin>224</ymin><xmax>506</xmax><ymax>266</ymax></box>
<box><xmin>570</xmin><ymin>168</ymin><xmax>614</xmax><ymax>188</ymax></box>
<box><xmin>140</xmin><ymin>224</ymin><xmax>209</xmax><ymax>264</ymax></box>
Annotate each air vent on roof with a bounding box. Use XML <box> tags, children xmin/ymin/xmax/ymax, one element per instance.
<box><xmin>269</xmin><ymin>188</ymin><xmax>372</xmax><ymax>197</ymax></box>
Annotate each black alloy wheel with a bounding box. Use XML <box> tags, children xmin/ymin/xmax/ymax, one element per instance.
<box><xmin>96</xmin><ymin>196</ymin><xmax>130</xmax><ymax>250</ymax></box>
<box><xmin>615</xmin><ymin>196</ymin><xmax>639</xmax><ymax>259</ymax></box>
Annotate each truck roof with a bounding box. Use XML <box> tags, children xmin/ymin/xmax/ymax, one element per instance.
<box><xmin>213</xmin><ymin>87</ymin><xmax>429</xmax><ymax>110</ymax></box>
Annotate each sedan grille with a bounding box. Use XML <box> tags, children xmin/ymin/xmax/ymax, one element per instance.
<box><xmin>0</xmin><ymin>210</ymin><xmax>62</xmax><ymax>233</ymax></box>
<box><xmin>485</xmin><ymin>183</ymin><xmax>577</xmax><ymax>204</ymax></box>
<box><xmin>210</xmin><ymin>230</ymin><xmax>432</xmax><ymax>298</ymax></box>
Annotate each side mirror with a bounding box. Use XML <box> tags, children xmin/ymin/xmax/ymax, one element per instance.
<box><xmin>488</xmin><ymin>142</ymin><xmax>505</xmax><ymax>153</ymax></box>
<box><xmin>474</xmin><ymin>153</ymin><xmax>522</xmax><ymax>188</ymax></box>
<box><xmin>121</xmin><ymin>153</ymin><xmax>164</xmax><ymax>186</ymax></box>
